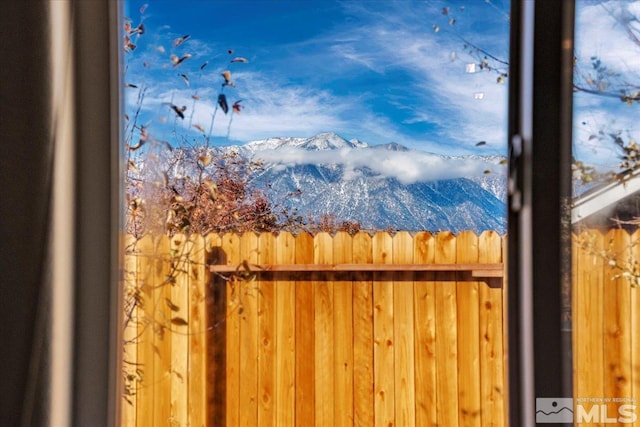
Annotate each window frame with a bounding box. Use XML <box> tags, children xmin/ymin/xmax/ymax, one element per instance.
<box><xmin>70</xmin><ymin>1</ymin><xmax>123</xmax><ymax>426</ymax></box>
<box><xmin>70</xmin><ymin>1</ymin><xmax>580</xmax><ymax>425</ymax></box>
<box><xmin>71</xmin><ymin>0</ymin><xmax>581</xmax><ymax>424</ymax></box>
<box><xmin>507</xmin><ymin>0</ymin><xmax>576</xmax><ymax>425</ymax></box>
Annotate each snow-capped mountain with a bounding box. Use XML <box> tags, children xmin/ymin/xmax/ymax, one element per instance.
<box><xmin>230</xmin><ymin>132</ymin><xmax>507</xmax><ymax>233</ymax></box>
<box><xmin>245</xmin><ymin>132</ymin><xmax>368</xmax><ymax>151</ymax></box>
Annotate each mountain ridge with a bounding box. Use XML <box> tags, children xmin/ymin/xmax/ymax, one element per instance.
<box><xmin>224</xmin><ymin>132</ymin><xmax>507</xmax><ymax>234</ymax></box>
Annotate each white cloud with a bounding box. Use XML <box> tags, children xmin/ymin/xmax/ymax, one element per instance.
<box><xmin>573</xmin><ymin>99</ymin><xmax>640</xmax><ymax>167</ymax></box>
<box><xmin>576</xmin><ymin>1</ymin><xmax>640</xmax><ymax>71</ymax></box>
<box><xmin>329</xmin><ymin>43</ymin><xmax>387</xmax><ymax>74</ymax></box>
<box><xmin>323</xmin><ymin>5</ymin><xmax>510</xmax><ymax>153</ymax></box>
<box><xmin>252</xmin><ymin>146</ymin><xmax>504</xmax><ymax>184</ymax></box>
<box><xmin>124</xmin><ymin>0</ymin><xmax>511</xmax><ymax>154</ymax></box>
<box><xmin>573</xmin><ymin>1</ymin><xmax>640</xmax><ymax>169</ymax></box>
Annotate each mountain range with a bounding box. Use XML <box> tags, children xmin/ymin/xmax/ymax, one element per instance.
<box><xmin>222</xmin><ymin>132</ymin><xmax>507</xmax><ymax>234</ymax></box>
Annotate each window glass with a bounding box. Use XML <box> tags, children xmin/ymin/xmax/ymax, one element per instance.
<box><xmin>572</xmin><ymin>0</ymin><xmax>640</xmax><ymax>423</ymax></box>
<box><xmin>119</xmin><ymin>1</ymin><xmax>510</xmax><ymax>425</ymax></box>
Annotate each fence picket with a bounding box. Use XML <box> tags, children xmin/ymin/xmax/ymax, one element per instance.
<box><xmin>154</xmin><ymin>236</ymin><xmax>172</xmax><ymax>426</ymax></box>
<box><xmin>393</xmin><ymin>231</ymin><xmax>416</xmax><ymax>426</ymax></box>
<box><xmin>314</xmin><ymin>232</ymin><xmax>335</xmax><ymax>426</ymax></box>
<box><xmin>573</xmin><ymin>231</ymin><xmax>605</xmax><ymax>413</ymax></box>
<box><xmin>604</xmin><ymin>229</ymin><xmax>632</xmax><ymax>416</ymax></box>
<box><xmin>435</xmin><ymin>231</ymin><xmax>459</xmax><ymax>426</ymax></box>
<box><xmin>295</xmin><ymin>232</ymin><xmax>315</xmax><ymax>427</ymax></box>
<box><xmin>333</xmin><ymin>232</ymin><xmax>354</xmax><ymax>427</ymax></box>
<box><xmin>170</xmin><ymin>234</ymin><xmax>189</xmax><ymax>427</ymax></box>
<box><xmin>478</xmin><ymin>231</ymin><xmax>505</xmax><ymax>426</ymax></box>
<box><xmin>221</xmin><ymin>233</ymin><xmax>241</xmax><ymax>427</ymax></box>
<box><xmin>373</xmin><ymin>232</ymin><xmax>395</xmax><ymax>427</ymax></box>
<box><xmin>632</xmin><ymin>230</ymin><xmax>640</xmax><ymax>425</ymax></box>
<box><xmin>239</xmin><ymin>232</ymin><xmax>260</xmax><ymax>427</ymax></box>
<box><xmin>413</xmin><ymin>231</ymin><xmax>437</xmax><ymax>426</ymax></box>
<box><xmin>205</xmin><ymin>233</ymin><xmax>226</xmax><ymax>424</ymax></box>
<box><xmin>571</xmin><ymin>231</ymin><xmax>577</xmax><ymax>365</ymax></box>
<box><xmin>352</xmin><ymin>233</ymin><xmax>374</xmax><ymax>427</ymax></box>
<box><xmin>136</xmin><ymin>235</ymin><xmax>155</xmax><ymax>427</ymax></box>
<box><xmin>501</xmin><ymin>234</ymin><xmax>509</xmax><ymax>425</ymax></box>
<box><xmin>258</xmin><ymin>233</ymin><xmax>277</xmax><ymax>427</ymax></box>
<box><xmin>275</xmin><ymin>232</ymin><xmax>296</xmax><ymax>426</ymax></box>
<box><xmin>457</xmin><ymin>231</ymin><xmax>481</xmax><ymax>426</ymax></box>
<box><xmin>188</xmin><ymin>235</ymin><xmax>207</xmax><ymax>427</ymax></box>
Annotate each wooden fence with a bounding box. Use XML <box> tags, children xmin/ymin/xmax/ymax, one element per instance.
<box><xmin>121</xmin><ymin>230</ymin><xmax>507</xmax><ymax>426</ymax></box>
<box><xmin>573</xmin><ymin>228</ymin><xmax>640</xmax><ymax>423</ymax></box>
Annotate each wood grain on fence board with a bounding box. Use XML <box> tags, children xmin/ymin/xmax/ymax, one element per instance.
<box><xmin>479</xmin><ymin>231</ymin><xmax>505</xmax><ymax>427</ymax></box>
<box><xmin>239</xmin><ymin>232</ymin><xmax>260</xmax><ymax>427</ymax></box>
<box><xmin>572</xmin><ymin>230</ymin><xmax>580</xmax><ymax>404</ymax></box>
<box><xmin>258</xmin><ymin>233</ymin><xmax>277</xmax><ymax>427</ymax></box>
<box><xmin>413</xmin><ymin>231</ymin><xmax>437</xmax><ymax>426</ymax></box>
<box><xmin>275</xmin><ymin>232</ymin><xmax>296</xmax><ymax>426</ymax></box>
<box><xmin>154</xmin><ymin>236</ymin><xmax>171</xmax><ymax>426</ymax></box>
<box><xmin>394</xmin><ymin>231</ymin><xmax>416</xmax><ymax>427</ymax></box>
<box><xmin>170</xmin><ymin>235</ymin><xmax>188</xmax><ymax>427</ymax></box>
<box><xmin>295</xmin><ymin>232</ymin><xmax>315</xmax><ymax>427</ymax></box>
<box><xmin>124</xmin><ymin>231</ymin><xmax>510</xmax><ymax>427</ymax></box>
<box><xmin>632</xmin><ymin>231</ymin><xmax>640</xmax><ymax>427</ymax></box>
<box><xmin>136</xmin><ymin>235</ymin><xmax>155</xmax><ymax>427</ymax></box>
<box><xmin>456</xmin><ymin>231</ymin><xmax>481</xmax><ymax>426</ymax></box>
<box><xmin>435</xmin><ymin>231</ymin><xmax>459</xmax><ymax>426</ymax></box>
<box><xmin>574</xmin><ymin>231</ymin><xmax>605</xmax><ymax>411</ymax></box>
<box><xmin>604</xmin><ymin>229</ymin><xmax>632</xmax><ymax>416</ymax></box>
<box><xmin>333</xmin><ymin>232</ymin><xmax>354</xmax><ymax>427</ymax></box>
<box><xmin>205</xmin><ymin>233</ymin><xmax>226</xmax><ymax>425</ymax></box>
<box><xmin>372</xmin><ymin>232</ymin><xmax>395</xmax><ymax>427</ymax></box>
<box><xmin>189</xmin><ymin>235</ymin><xmax>207</xmax><ymax>427</ymax></box>
<box><xmin>501</xmin><ymin>234</ymin><xmax>509</xmax><ymax>426</ymax></box>
<box><xmin>222</xmin><ymin>233</ymin><xmax>241</xmax><ymax>427</ymax></box>
<box><xmin>314</xmin><ymin>232</ymin><xmax>335</xmax><ymax>426</ymax></box>
<box><xmin>352</xmin><ymin>232</ymin><xmax>374</xmax><ymax>427</ymax></box>
<box><xmin>122</xmin><ymin>229</ymin><xmax>640</xmax><ymax>426</ymax></box>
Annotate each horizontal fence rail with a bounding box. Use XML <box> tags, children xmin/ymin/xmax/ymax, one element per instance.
<box><xmin>122</xmin><ymin>230</ymin><xmax>508</xmax><ymax>426</ymax></box>
<box><xmin>209</xmin><ymin>262</ymin><xmax>505</xmax><ymax>277</ymax></box>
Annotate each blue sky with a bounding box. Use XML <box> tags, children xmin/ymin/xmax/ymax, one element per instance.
<box><xmin>122</xmin><ymin>0</ymin><xmax>511</xmax><ymax>156</ymax></box>
<box><xmin>573</xmin><ymin>1</ymin><xmax>640</xmax><ymax>169</ymax></box>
